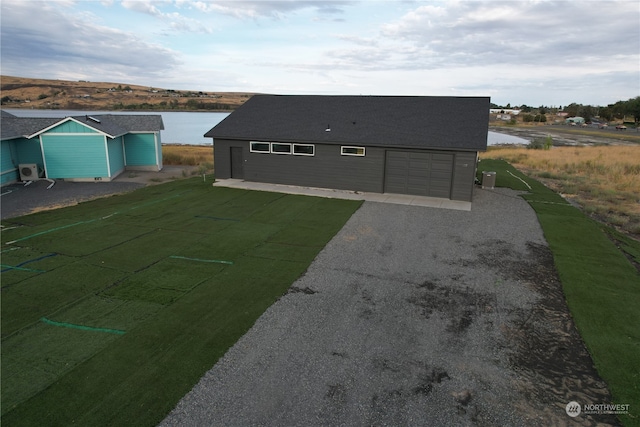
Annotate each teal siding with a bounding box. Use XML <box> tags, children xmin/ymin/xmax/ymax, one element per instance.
<box><xmin>107</xmin><ymin>137</ymin><xmax>125</xmax><ymax>176</ymax></box>
<box><xmin>42</xmin><ymin>134</ymin><xmax>108</xmax><ymax>178</ymax></box>
<box><xmin>47</xmin><ymin>120</ymin><xmax>99</xmax><ymax>134</ymax></box>
<box><xmin>1</xmin><ymin>140</ymin><xmax>18</xmax><ymax>185</ymax></box>
<box><xmin>15</xmin><ymin>137</ymin><xmax>44</xmax><ymax>169</ymax></box>
<box><xmin>124</xmin><ymin>133</ymin><xmax>157</xmax><ymax>166</ymax></box>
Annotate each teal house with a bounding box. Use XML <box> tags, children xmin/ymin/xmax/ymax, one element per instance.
<box><xmin>1</xmin><ymin>111</ymin><xmax>163</xmax><ymax>185</ymax></box>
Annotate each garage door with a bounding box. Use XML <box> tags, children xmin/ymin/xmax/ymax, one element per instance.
<box><xmin>384</xmin><ymin>151</ymin><xmax>453</xmax><ymax>198</ymax></box>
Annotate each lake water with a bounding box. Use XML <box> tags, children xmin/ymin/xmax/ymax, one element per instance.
<box><xmin>5</xmin><ymin>109</ymin><xmax>528</xmax><ymax>146</ymax></box>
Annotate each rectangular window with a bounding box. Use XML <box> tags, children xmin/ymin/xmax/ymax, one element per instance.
<box><xmin>271</xmin><ymin>143</ymin><xmax>292</xmax><ymax>154</ymax></box>
<box><xmin>341</xmin><ymin>146</ymin><xmax>366</xmax><ymax>156</ymax></box>
<box><xmin>293</xmin><ymin>144</ymin><xmax>314</xmax><ymax>156</ymax></box>
<box><xmin>250</xmin><ymin>142</ymin><xmax>270</xmax><ymax>153</ymax></box>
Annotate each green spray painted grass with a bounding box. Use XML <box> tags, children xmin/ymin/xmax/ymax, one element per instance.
<box><xmin>1</xmin><ymin>178</ymin><xmax>361</xmax><ymax>426</ymax></box>
<box><xmin>478</xmin><ymin>159</ymin><xmax>640</xmax><ymax>426</ymax></box>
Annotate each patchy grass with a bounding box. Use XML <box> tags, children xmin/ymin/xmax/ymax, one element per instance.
<box><xmin>1</xmin><ymin>178</ymin><xmax>361</xmax><ymax>426</ymax></box>
<box><xmin>162</xmin><ymin>144</ymin><xmax>213</xmax><ymax>166</ymax></box>
<box><xmin>481</xmin><ymin>145</ymin><xmax>640</xmax><ymax>238</ymax></box>
<box><xmin>477</xmin><ymin>159</ymin><xmax>640</xmax><ymax>426</ymax></box>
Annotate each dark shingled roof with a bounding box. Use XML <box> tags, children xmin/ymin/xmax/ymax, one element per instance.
<box><xmin>1</xmin><ymin>115</ymin><xmax>60</xmax><ymax>140</ymax></box>
<box><xmin>65</xmin><ymin>114</ymin><xmax>164</xmax><ymax>138</ymax></box>
<box><xmin>205</xmin><ymin>95</ymin><xmax>490</xmax><ymax>151</ymax></box>
<box><xmin>1</xmin><ymin>112</ymin><xmax>164</xmax><ymax>140</ymax></box>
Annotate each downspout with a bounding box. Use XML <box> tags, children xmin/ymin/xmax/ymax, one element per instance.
<box><xmin>39</xmin><ymin>135</ymin><xmax>48</xmax><ymax>178</ymax></box>
<box><xmin>104</xmin><ymin>136</ymin><xmax>111</xmax><ymax>178</ymax></box>
<box><xmin>122</xmin><ymin>135</ymin><xmax>127</xmax><ymax>166</ymax></box>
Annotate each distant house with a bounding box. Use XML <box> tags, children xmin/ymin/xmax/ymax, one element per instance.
<box><xmin>1</xmin><ymin>111</ymin><xmax>163</xmax><ymax>185</ymax></box>
<box><xmin>489</xmin><ymin>108</ymin><xmax>521</xmax><ymax>115</ymax></box>
<box><xmin>565</xmin><ymin>116</ymin><xmax>585</xmax><ymax>124</ymax></box>
<box><xmin>205</xmin><ymin>95</ymin><xmax>489</xmax><ymax>202</ymax></box>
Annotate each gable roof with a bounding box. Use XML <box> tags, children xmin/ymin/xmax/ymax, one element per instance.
<box><xmin>1</xmin><ymin>111</ymin><xmax>164</xmax><ymax>140</ymax></box>
<box><xmin>206</xmin><ymin>95</ymin><xmax>490</xmax><ymax>151</ymax></box>
<box><xmin>28</xmin><ymin>114</ymin><xmax>164</xmax><ymax>138</ymax></box>
<box><xmin>1</xmin><ymin>115</ymin><xmax>60</xmax><ymax>140</ymax></box>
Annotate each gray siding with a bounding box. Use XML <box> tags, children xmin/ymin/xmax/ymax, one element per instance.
<box><xmin>451</xmin><ymin>152</ymin><xmax>477</xmax><ymax>202</ymax></box>
<box><xmin>214</xmin><ymin>139</ymin><xmax>477</xmax><ymax>201</ymax></box>
<box><xmin>215</xmin><ymin>140</ymin><xmax>385</xmax><ymax>193</ymax></box>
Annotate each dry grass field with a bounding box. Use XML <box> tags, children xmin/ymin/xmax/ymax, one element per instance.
<box><xmin>1</xmin><ymin>75</ymin><xmax>254</xmax><ymax>111</ymax></box>
<box><xmin>481</xmin><ymin>145</ymin><xmax>640</xmax><ymax>237</ymax></box>
<box><xmin>162</xmin><ymin>144</ymin><xmax>213</xmax><ymax>167</ymax></box>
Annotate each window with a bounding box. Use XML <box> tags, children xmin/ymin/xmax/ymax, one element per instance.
<box><xmin>271</xmin><ymin>143</ymin><xmax>292</xmax><ymax>154</ymax></box>
<box><xmin>293</xmin><ymin>144</ymin><xmax>314</xmax><ymax>156</ymax></box>
<box><xmin>250</xmin><ymin>142</ymin><xmax>270</xmax><ymax>153</ymax></box>
<box><xmin>341</xmin><ymin>146</ymin><xmax>365</xmax><ymax>156</ymax></box>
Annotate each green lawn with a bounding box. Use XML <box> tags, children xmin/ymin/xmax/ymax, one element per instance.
<box><xmin>478</xmin><ymin>159</ymin><xmax>640</xmax><ymax>426</ymax></box>
<box><xmin>1</xmin><ymin>178</ymin><xmax>361</xmax><ymax>426</ymax></box>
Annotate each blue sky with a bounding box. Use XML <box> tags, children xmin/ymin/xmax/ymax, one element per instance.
<box><xmin>1</xmin><ymin>0</ymin><xmax>638</xmax><ymax>107</ymax></box>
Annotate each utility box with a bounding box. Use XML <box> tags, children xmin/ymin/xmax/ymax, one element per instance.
<box><xmin>482</xmin><ymin>171</ymin><xmax>496</xmax><ymax>189</ymax></box>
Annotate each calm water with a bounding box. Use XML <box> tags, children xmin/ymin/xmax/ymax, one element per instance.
<box><xmin>5</xmin><ymin>109</ymin><xmax>527</xmax><ymax>146</ymax></box>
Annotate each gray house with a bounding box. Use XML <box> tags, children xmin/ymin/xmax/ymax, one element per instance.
<box><xmin>205</xmin><ymin>95</ymin><xmax>489</xmax><ymax>202</ymax></box>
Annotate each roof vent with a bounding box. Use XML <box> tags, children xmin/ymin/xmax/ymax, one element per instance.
<box><xmin>325</xmin><ymin>124</ymin><xmax>331</xmax><ymax>132</ymax></box>
<box><xmin>87</xmin><ymin>116</ymin><xmax>101</xmax><ymax>123</ymax></box>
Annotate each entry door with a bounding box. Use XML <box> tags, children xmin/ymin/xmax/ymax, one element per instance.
<box><xmin>230</xmin><ymin>147</ymin><xmax>244</xmax><ymax>179</ymax></box>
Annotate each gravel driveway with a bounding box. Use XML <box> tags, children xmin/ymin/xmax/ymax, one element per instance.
<box><xmin>161</xmin><ymin>188</ymin><xmax>616</xmax><ymax>426</ymax></box>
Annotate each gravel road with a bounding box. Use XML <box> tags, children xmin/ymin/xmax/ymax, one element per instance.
<box><xmin>160</xmin><ymin>188</ymin><xmax>617</xmax><ymax>426</ymax></box>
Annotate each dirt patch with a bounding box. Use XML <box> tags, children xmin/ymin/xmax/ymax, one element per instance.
<box><xmin>406</xmin><ymin>239</ymin><xmax>620</xmax><ymax>425</ymax></box>
<box><xmin>484</xmin><ymin>240</ymin><xmax>619</xmax><ymax>425</ymax></box>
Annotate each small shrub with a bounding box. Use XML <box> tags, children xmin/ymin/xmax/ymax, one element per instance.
<box><xmin>527</xmin><ymin>136</ymin><xmax>553</xmax><ymax>150</ymax></box>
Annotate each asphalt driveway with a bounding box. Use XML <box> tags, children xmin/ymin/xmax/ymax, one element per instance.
<box><xmin>161</xmin><ymin>187</ymin><xmax>616</xmax><ymax>426</ymax></box>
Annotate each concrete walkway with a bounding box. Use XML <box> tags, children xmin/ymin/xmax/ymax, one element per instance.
<box><xmin>213</xmin><ymin>179</ymin><xmax>472</xmax><ymax>211</ymax></box>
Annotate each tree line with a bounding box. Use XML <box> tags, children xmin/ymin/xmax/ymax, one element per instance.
<box><xmin>491</xmin><ymin>96</ymin><xmax>640</xmax><ymax>125</ymax></box>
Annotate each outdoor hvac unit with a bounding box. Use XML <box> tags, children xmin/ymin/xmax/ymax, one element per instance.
<box><xmin>19</xmin><ymin>164</ymin><xmax>39</xmax><ymax>181</ymax></box>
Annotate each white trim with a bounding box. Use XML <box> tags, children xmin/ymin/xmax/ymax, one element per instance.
<box><xmin>104</xmin><ymin>136</ymin><xmax>112</xmax><ymax>177</ymax></box>
<box><xmin>28</xmin><ymin>117</ymin><xmax>116</xmax><ymax>139</ymax></box>
<box><xmin>341</xmin><ymin>146</ymin><xmax>366</xmax><ymax>156</ymax></box>
<box><xmin>39</xmin><ymin>135</ymin><xmax>48</xmax><ymax>178</ymax></box>
<box><xmin>292</xmin><ymin>143</ymin><xmax>315</xmax><ymax>156</ymax></box>
<box><xmin>155</xmin><ymin>132</ymin><xmax>162</xmax><ymax>170</ymax></box>
<box><xmin>270</xmin><ymin>142</ymin><xmax>292</xmax><ymax>154</ymax></box>
<box><xmin>250</xmin><ymin>141</ymin><xmax>271</xmax><ymax>153</ymax></box>
<box><xmin>122</xmin><ymin>136</ymin><xmax>127</xmax><ymax>166</ymax></box>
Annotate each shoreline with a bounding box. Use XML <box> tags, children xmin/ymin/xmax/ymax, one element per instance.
<box><xmin>489</xmin><ymin>125</ymin><xmax>639</xmax><ymax>146</ymax></box>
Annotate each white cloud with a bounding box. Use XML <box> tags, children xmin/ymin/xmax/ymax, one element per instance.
<box><xmin>378</xmin><ymin>1</ymin><xmax>639</xmax><ymax>70</ymax></box>
<box><xmin>120</xmin><ymin>0</ymin><xmax>212</xmax><ymax>33</ymax></box>
<box><xmin>177</xmin><ymin>0</ymin><xmax>352</xmax><ymax>19</ymax></box>
<box><xmin>0</xmin><ymin>0</ymin><xmax>181</xmax><ymax>81</ymax></box>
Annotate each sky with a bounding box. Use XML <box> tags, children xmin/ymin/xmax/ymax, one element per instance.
<box><xmin>1</xmin><ymin>0</ymin><xmax>639</xmax><ymax>107</ymax></box>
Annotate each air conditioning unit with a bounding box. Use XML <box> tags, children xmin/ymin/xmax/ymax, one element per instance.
<box><xmin>19</xmin><ymin>164</ymin><xmax>39</xmax><ymax>181</ymax></box>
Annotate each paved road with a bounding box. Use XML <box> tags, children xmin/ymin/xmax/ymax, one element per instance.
<box><xmin>161</xmin><ymin>188</ymin><xmax>616</xmax><ymax>426</ymax></box>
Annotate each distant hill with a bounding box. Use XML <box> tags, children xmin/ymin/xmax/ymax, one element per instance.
<box><xmin>0</xmin><ymin>76</ymin><xmax>255</xmax><ymax>111</ymax></box>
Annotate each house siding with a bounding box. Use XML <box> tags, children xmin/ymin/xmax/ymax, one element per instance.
<box><xmin>1</xmin><ymin>141</ymin><xmax>18</xmax><ymax>185</ymax></box>
<box><xmin>451</xmin><ymin>152</ymin><xmax>477</xmax><ymax>202</ymax></box>
<box><xmin>15</xmin><ymin>138</ymin><xmax>44</xmax><ymax>169</ymax></box>
<box><xmin>124</xmin><ymin>133</ymin><xmax>157</xmax><ymax>166</ymax></box>
<box><xmin>107</xmin><ymin>136</ymin><xmax>125</xmax><ymax>177</ymax></box>
<box><xmin>46</xmin><ymin>120</ymin><xmax>100</xmax><ymax>134</ymax></box>
<box><xmin>215</xmin><ymin>140</ymin><xmax>385</xmax><ymax>193</ymax></box>
<box><xmin>41</xmin><ymin>134</ymin><xmax>108</xmax><ymax>178</ymax></box>
<box><xmin>215</xmin><ymin>139</ymin><xmax>478</xmax><ymax>201</ymax></box>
